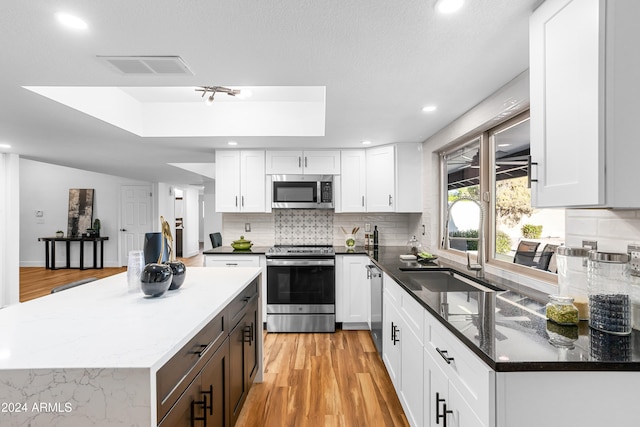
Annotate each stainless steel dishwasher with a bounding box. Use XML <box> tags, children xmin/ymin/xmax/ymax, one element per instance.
<box><xmin>366</xmin><ymin>264</ymin><xmax>383</xmax><ymax>355</ymax></box>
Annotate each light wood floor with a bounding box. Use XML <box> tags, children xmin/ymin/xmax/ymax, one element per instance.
<box><xmin>237</xmin><ymin>331</ymin><xmax>409</xmax><ymax>427</ymax></box>
<box><xmin>18</xmin><ymin>249</ymin><xmax>408</xmax><ymax>427</ymax></box>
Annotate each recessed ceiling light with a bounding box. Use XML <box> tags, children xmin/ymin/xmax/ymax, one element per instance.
<box><xmin>228</xmin><ymin>141</ymin><xmax>238</xmax><ymax>146</ymax></box>
<box><xmin>55</xmin><ymin>12</ymin><xmax>88</xmax><ymax>30</ymax></box>
<box><xmin>0</xmin><ymin>143</ymin><xmax>11</xmax><ymax>150</ymax></box>
<box><xmin>422</xmin><ymin>105</ymin><xmax>437</xmax><ymax>113</ymax></box>
<box><xmin>361</xmin><ymin>140</ymin><xmax>372</xmax><ymax>145</ymax></box>
<box><xmin>435</xmin><ymin>0</ymin><xmax>464</xmax><ymax>14</ymax></box>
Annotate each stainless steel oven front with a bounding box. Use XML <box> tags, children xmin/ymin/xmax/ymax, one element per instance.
<box><xmin>266</xmin><ymin>256</ymin><xmax>335</xmax><ymax>332</ymax></box>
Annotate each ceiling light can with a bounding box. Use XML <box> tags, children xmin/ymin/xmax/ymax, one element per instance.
<box><xmin>435</xmin><ymin>0</ymin><xmax>464</xmax><ymax>14</ymax></box>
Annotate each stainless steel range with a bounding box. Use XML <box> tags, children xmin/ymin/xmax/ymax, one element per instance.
<box><xmin>265</xmin><ymin>245</ymin><xmax>336</xmax><ymax>333</ymax></box>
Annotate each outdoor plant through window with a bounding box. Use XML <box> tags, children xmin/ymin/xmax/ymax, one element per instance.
<box><xmin>442</xmin><ymin>111</ymin><xmax>565</xmax><ymax>277</ymax></box>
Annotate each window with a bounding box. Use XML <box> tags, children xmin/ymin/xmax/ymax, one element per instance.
<box><xmin>441</xmin><ymin>111</ymin><xmax>565</xmax><ymax>279</ymax></box>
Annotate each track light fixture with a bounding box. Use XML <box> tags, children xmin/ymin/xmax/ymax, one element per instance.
<box><xmin>195</xmin><ymin>86</ymin><xmax>241</xmax><ymax>105</ymax></box>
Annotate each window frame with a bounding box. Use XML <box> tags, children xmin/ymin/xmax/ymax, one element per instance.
<box><xmin>440</xmin><ymin>110</ymin><xmax>559</xmax><ymax>284</ymax></box>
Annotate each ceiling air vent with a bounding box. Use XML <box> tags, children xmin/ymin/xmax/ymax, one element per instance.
<box><xmin>97</xmin><ymin>55</ymin><xmax>194</xmax><ymax>75</ymax></box>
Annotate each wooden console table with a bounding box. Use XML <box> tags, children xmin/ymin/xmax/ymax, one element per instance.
<box><xmin>38</xmin><ymin>236</ymin><xmax>109</xmax><ymax>270</ymax></box>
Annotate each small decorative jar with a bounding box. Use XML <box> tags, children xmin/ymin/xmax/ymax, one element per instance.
<box><xmin>587</xmin><ymin>251</ymin><xmax>631</xmax><ymax>335</ymax></box>
<box><xmin>406</xmin><ymin>235</ymin><xmax>422</xmax><ymax>256</ymax></box>
<box><xmin>556</xmin><ymin>246</ymin><xmax>589</xmax><ymax>320</ymax></box>
<box><xmin>546</xmin><ymin>294</ymin><xmax>579</xmax><ymax>325</ymax></box>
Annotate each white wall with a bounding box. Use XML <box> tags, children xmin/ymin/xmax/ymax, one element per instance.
<box><xmin>1</xmin><ymin>154</ymin><xmax>20</xmax><ymax>307</ymax></box>
<box><xmin>20</xmin><ymin>159</ymin><xmax>150</xmax><ymax>267</ymax></box>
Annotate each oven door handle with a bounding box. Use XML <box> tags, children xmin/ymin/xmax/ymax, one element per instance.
<box><xmin>266</xmin><ymin>258</ymin><xmax>335</xmax><ymax>267</ymax></box>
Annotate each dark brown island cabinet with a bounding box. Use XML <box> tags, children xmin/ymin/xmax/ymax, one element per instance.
<box><xmin>158</xmin><ymin>279</ymin><xmax>259</xmax><ymax>427</ymax></box>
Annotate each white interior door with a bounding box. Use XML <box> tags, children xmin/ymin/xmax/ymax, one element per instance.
<box><xmin>120</xmin><ymin>185</ymin><xmax>153</xmax><ymax>266</ymax></box>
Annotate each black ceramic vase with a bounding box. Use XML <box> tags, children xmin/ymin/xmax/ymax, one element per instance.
<box><xmin>166</xmin><ymin>260</ymin><xmax>186</xmax><ymax>290</ymax></box>
<box><xmin>140</xmin><ymin>263</ymin><xmax>173</xmax><ymax>297</ymax></box>
<box><xmin>143</xmin><ymin>232</ymin><xmax>170</xmax><ymax>265</ymax></box>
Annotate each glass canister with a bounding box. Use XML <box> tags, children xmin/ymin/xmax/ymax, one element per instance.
<box><xmin>546</xmin><ymin>295</ymin><xmax>579</xmax><ymax>325</ymax></box>
<box><xmin>556</xmin><ymin>246</ymin><xmax>589</xmax><ymax>320</ymax></box>
<box><xmin>587</xmin><ymin>251</ymin><xmax>632</xmax><ymax>335</ymax></box>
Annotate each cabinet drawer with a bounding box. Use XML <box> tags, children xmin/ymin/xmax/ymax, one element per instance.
<box><xmin>229</xmin><ymin>278</ymin><xmax>259</xmax><ymax>329</ymax></box>
<box><xmin>426</xmin><ymin>318</ymin><xmax>493</xmax><ymax>423</ymax></box>
<box><xmin>384</xmin><ymin>277</ymin><xmax>423</xmax><ymax>341</ymax></box>
<box><xmin>205</xmin><ymin>255</ymin><xmax>260</xmax><ymax>267</ymax></box>
<box><xmin>156</xmin><ymin>310</ymin><xmax>226</xmax><ymax>421</ymax></box>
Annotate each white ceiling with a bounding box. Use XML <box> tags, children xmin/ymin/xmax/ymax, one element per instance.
<box><xmin>0</xmin><ymin>0</ymin><xmax>541</xmax><ymax>185</ymax></box>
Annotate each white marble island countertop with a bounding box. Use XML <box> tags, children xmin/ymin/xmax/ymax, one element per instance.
<box><xmin>0</xmin><ymin>267</ymin><xmax>262</xmax><ymax>426</ymax></box>
<box><xmin>0</xmin><ymin>267</ymin><xmax>261</xmax><ymax>371</ymax></box>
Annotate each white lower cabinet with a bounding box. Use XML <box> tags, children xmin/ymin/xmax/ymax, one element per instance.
<box><xmin>336</xmin><ymin>255</ymin><xmax>370</xmax><ymax>329</ymax></box>
<box><xmin>425</xmin><ymin>348</ymin><xmax>484</xmax><ymax>427</ymax></box>
<box><xmin>382</xmin><ymin>274</ymin><xmax>424</xmax><ymax>427</ymax></box>
<box><xmin>204</xmin><ymin>255</ymin><xmax>261</xmax><ymax>268</ymax></box>
<box><xmin>383</xmin><ymin>276</ymin><xmax>493</xmax><ymax>427</ymax></box>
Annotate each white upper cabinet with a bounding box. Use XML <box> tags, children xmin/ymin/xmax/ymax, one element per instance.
<box><xmin>215</xmin><ymin>150</ymin><xmax>267</xmax><ymax>213</ymax></box>
<box><xmin>366</xmin><ymin>145</ymin><xmax>395</xmax><ymax>212</ymax></box>
<box><xmin>265</xmin><ymin>150</ymin><xmax>341</xmax><ymax>175</ymax></box>
<box><xmin>530</xmin><ymin>0</ymin><xmax>640</xmax><ymax>208</ymax></box>
<box><xmin>365</xmin><ymin>143</ymin><xmax>422</xmax><ymax>213</ymax></box>
<box><xmin>339</xmin><ymin>150</ymin><xmax>367</xmax><ymax>212</ymax></box>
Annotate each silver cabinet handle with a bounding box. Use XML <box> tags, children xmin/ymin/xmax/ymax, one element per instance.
<box><xmin>235</xmin><ymin>196</ymin><xmax>238</xmax><ymax>207</ymax></box>
<box><xmin>304</xmin><ymin>156</ymin><xmax>308</xmax><ymax>168</ymax></box>
<box><xmin>362</xmin><ymin>195</ymin><xmax>365</xmax><ymax>207</ymax></box>
<box><xmin>298</xmin><ymin>157</ymin><xmax>302</xmax><ymax>168</ymax></box>
<box><xmin>388</xmin><ymin>194</ymin><xmax>393</xmax><ymax>206</ymax></box>
<box><xmin>241</xmin><ymin>196</ymin><xmax>245</xmax><ymax>207</ymax></box>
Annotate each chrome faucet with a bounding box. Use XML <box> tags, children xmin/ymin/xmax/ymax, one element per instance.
<box><xmin>443</xmin><ymin>197</ymin><xmax>486</xmax><ymax>279</ymax></box>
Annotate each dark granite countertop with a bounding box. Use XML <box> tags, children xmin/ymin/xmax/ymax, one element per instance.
<box><xmin>365</xmin><ymin>246</ymin><xmax>640</xmax><ymax>372</ymax></box>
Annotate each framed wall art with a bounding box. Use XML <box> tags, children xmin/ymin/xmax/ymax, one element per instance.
<box><xmin>67</xmin><ymin>188</ymin><xmax>94</xmax><ymax>237</ymax></box>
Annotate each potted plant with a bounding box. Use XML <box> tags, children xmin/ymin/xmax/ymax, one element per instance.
<box><xmin>55</xmin><ymin>230</ymin><xmax>64</xmax><ymax>238</ymax></box>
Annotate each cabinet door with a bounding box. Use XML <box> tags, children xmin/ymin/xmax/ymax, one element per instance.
<box><xmin>425</xmin><ymin>348</ymin><xmax>449</xmax><ymax>427</ymax></box>
<box><xmin>399</xmin><ymin>322</ymin><xmax>423</xmax><ymax>427</ymax></box>
<box><xmin>240</xmin><ymin>150</ymin><xmax>266</xmax><ymax>212</ymax></box>
<box><xmin>229</xmin><ymin>312</ymin><xmax>249</xmax><ymax>426</ymax></box>
<box><xmin>366</xmin><ymin>145</ymin><xmax>395</xmax><ymax>212</ymax></box>
<box><xmin>449</xmin><ymin>382</ymin><xmax>485</xmax><ymax>427</ymax></box>
<box><xmin>382</xmin><ymin>291</ymin><xmax>402</xmax><ymax>389</ymax></box>
<box><xmin>303</xmin><ymin>150</ymin><xmax>341</xmax><ymax>175</ymax></box>
<box><xmin>158</xmin><ymin>374</ymin><xmax>204</xmax><ymax>427</ymax></box>
<box><xmin>341</xmin><ymin>255</ymin><xmax>369</xmax><ymax>327</ymax></box>
<box><xmin>245</xmin><ymin>295</ymin><xmax>259</xmax><ymax>386</ymax></box>
<box><xmin>530</xmin><ymin>0</ymin><xmax>604</xmax><ymax>207</ymax></box>
<box><xmin>340</xmin><ymin>150</ymin><xmax>367</xmax><ymax>212</ymax></box>
<box><xmin>265</xmin><ymin>150</ymin><xmax>303</xmax><ymax>174</ymax></box>
<box><xmin>215</xmin><ymin>151</ymin><xmax>241</xmax><ymax>212</ymax></box>
<box><xmin>200</xmin><ymin>339</ymin><xmax>230</xmax><ymax>427</ymax></box>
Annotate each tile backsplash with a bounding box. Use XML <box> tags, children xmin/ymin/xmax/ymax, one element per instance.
<box><xmin>221</xmin><ymin>210</ymin><xmax>421</xmax><ymax>247</ymax></box>
<box><xmin>275</xmin><ymin>210</ymin><xmax>333</xmax><ymax>245</ymax></box>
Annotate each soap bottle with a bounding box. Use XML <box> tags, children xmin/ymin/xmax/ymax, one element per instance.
<box><xmin>373</xmin><ymin>226</ymin><xmax>379</xmax><ymax>249</ymax></box>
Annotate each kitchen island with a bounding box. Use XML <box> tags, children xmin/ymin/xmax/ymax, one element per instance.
<box><xmin>0</xmin><ymin>267</ymin><xmax>263</xmax><ymax>427</ymax></box>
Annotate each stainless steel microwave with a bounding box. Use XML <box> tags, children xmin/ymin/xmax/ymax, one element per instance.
<box><xmin>271</xmin><ymin>174</ymin><xmax>334</xmax><ymax>209</ymax></box>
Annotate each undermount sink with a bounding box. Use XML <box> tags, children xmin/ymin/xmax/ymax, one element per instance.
<box><xmin>403</xmin><ymin>270</ymin><xmax>500</xmax><ymax>293</ymax></box>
